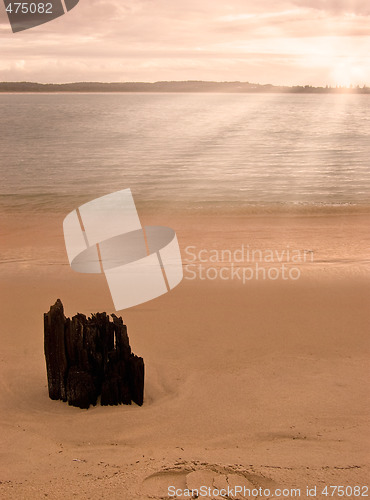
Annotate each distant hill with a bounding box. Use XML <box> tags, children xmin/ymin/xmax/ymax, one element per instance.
<box><xmin>0</xmin><ymin>81</ymin><xmax>369</xmax><ymax>93</ymax></box>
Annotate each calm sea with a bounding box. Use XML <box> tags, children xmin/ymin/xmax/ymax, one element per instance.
<box><xmin>1</xmin><ymin>93</ymin><xmax>370</xmax><ymax>214</ymax></box>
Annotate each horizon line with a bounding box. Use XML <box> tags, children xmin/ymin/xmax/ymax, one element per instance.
<box><xmin>0</xmin><ymin>79</ymin><xmax>369</xmax><ymax>87</ymax></box>
<box><xmin>0</xmin><ymin>80</ymin><xmax>369</xmax><ymax>94</ymax></box>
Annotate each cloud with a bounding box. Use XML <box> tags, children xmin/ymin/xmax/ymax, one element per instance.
<box><xmin>292</xmin><ymin>0</ymin><xmax>370</xmax><ymax>15</ymax></box>
<box><xmin>0</xmin><ymin>0</ymin><xmax>369</xmax><ymax>85</ymax></box>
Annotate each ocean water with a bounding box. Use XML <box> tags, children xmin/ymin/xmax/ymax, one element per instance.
<box><xmin>0</xmin><ymin>92</ymin><xmax>370</xmax><ymax>214</ymax></box>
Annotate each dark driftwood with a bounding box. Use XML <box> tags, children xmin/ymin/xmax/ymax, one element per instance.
<box><xmin>44</xmin><ymin>299</ymin><xmax>144</xmax><ymax>409</ymax></box>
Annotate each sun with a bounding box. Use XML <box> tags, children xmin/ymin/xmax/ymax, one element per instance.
<box><xmin>331</xmin><ymin>61</ymin><xmax>366</xmax><ymax>87</ymax></box>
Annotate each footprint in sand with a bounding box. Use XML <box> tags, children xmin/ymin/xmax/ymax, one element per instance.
<box><xmin>141</xmin><ymin>462</ymin><xmax>277</xmax><ymax>499</ymax></box>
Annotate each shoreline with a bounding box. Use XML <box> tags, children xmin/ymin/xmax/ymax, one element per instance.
<box><xmin>2</xmin><ymin>197</ymin><xmax>370</xmax><ymax>216</ymax></box>
<box><xmin>2</xmin><ymin>210</ymin><xmax>370</xmax><ymax>275</ymax></box>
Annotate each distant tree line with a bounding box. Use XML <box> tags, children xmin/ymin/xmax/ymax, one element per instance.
<box><xmin>0</xmin><ymin>81</ymin><xmax>369</xmax><ymax>93</ymax></box>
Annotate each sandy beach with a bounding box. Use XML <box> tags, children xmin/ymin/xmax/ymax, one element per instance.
<box><xmin>0</xmin><ymin>210</ymin><xmax>369</xmax><ymax>499</ymax></box>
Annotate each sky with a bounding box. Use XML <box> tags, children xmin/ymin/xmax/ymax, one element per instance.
<box><xmin>0</xmin><ymin>0</ymin><xmax>369</xmax><ymax>86</ymax></box>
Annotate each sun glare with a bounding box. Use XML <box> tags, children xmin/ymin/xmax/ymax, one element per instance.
<box><xmin>331</xmin><ymin>62</ymin><xmax>366</xmax><ymax>88</ymax></box>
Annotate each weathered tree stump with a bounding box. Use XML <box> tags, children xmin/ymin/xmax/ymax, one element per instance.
<box><xmin>44</xmin><ymin>299</ymin><xmax>144</xmax><ymax>409</ymax></box>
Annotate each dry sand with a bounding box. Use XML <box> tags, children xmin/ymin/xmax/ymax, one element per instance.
<box><xmin>0</xmin><ymin>211</ymin><xmax>369</xmax><ymax>499</ymax></box>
